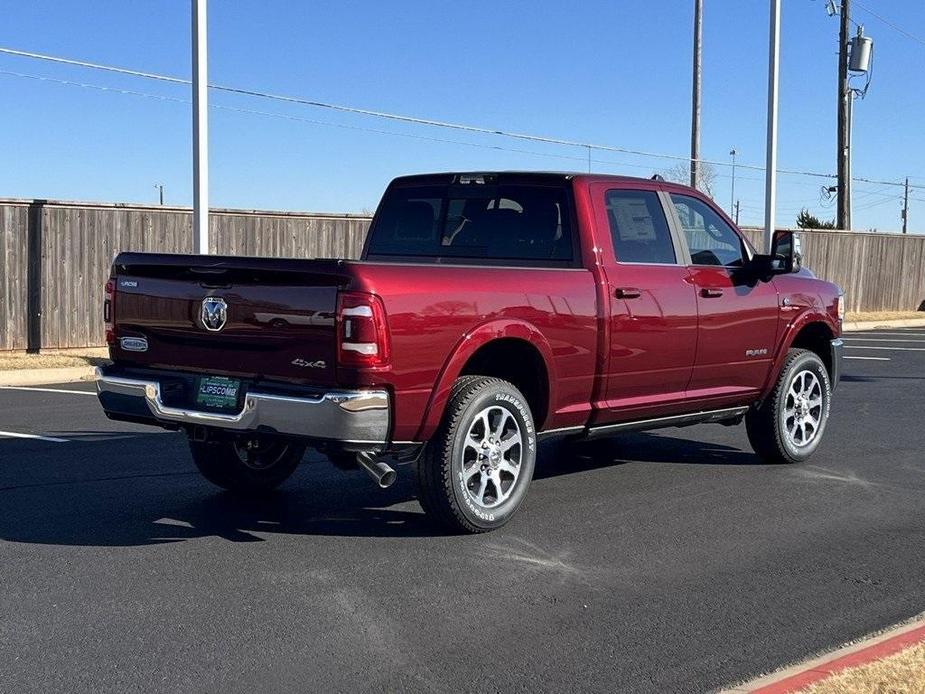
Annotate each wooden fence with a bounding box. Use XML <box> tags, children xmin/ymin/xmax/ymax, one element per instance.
<box><xmin>740</xmin><ymin>227</ymin><xmax>925</xmax><ymax>314</ymax></box>
<box><xmin>1</xmin><ymin>199</ymin><xmax>923</xmax><ymax>351</ymax></box>
<box><xmin>0</xmin><ymin>199</ymin><xmax>371</xmax><ymax>351</ymax></box>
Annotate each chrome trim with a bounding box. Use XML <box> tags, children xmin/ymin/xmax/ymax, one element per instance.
<box><xmin>95</xmin><ymin>368</ymin><xmax>389</xmax><ymax>442</ymax></box>
<box><xmin>537</xmin><ymin>425</ymin><xmax>585</xmax><ymax>440</ymax></box>
<box><xmin>585</xmin><ymin>406</ymin><xmax>749</xmax><ymax>438</ymax></box>
<box><xmin>830</xmin><ymin>338</ymin><xmax>843</xmax><ymax>391</ymax></box>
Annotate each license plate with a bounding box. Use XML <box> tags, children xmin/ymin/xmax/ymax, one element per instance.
<box><xmin>196</xmin><ymin>376</ymin><xmax>241</xmax><ymax>410</ymax></box>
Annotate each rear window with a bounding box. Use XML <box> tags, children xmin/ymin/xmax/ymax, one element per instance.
<box><xmin>365</xmin><ymin>184</ymin><xmax>575</xmax><ymax>265</ymax></box>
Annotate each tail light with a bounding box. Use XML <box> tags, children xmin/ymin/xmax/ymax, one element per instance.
<box><xmin>104</xmin><ymin>278</ymin><xmax>116</xmax><ymax>344</ymax></box>
<box><xmin>336</xmin><ymin>291</ymin><xmax>390</xmax><ymax>368</ymax></box>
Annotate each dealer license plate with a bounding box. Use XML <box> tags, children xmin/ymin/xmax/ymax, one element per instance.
<box><xmin>195</xmin><ymin>376</ymin><xmax>241</xmax><ymax>410</ymax></box>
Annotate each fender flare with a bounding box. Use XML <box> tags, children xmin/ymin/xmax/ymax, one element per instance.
<box><xmin>762</xmin><ymin>309</ymin><xmax>839</xmax><ymax>395</ymax></box>
<box><xmin>414</xmin><ymin>319</ymin><xmax>556</xmax><ymax>441</ymax></box>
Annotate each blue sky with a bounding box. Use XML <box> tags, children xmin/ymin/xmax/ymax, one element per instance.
<box><xmin>1</xmin><ymin>1</ymin><xmax>924</xmax><ymax>231</ymax></box>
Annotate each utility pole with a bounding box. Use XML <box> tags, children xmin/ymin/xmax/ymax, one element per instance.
<box><xmin>154</xmin><ymin>184</ymin><xmax>165</xmax><ymax>205</ymax></box>
<box><xmin>902</xmin><ymin>177</ymin><xmax>910</xmax><ymax>233</ymax></box>
<box><xmin>729</xmin><ymin>148</ymin><xmax>737</xmax><ymax>216</ymax></box>
<box><xmin>763</xmin><ymin>0</ymin><xmax>781</xmax><ymax>254</ymax></box>
<box><xmin>836</xmin><ymin>0</ymin><xmax>851</xmax><ymax>230</ymax></box>
<box><xmin>690</xmin><ymin>0</ymin><xmax>702</xmax><ymax>191</ymax></box>
<box><xmin>192</xmin><ymin>0</ymin><xmax>209</xmax><ymax>254</ymax></box>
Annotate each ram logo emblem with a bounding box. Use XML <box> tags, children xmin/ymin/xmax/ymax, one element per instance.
<box><xmin>201</xmin><ymin>297</ymin><xmax>228</xmax><ymax>332</ymax></box>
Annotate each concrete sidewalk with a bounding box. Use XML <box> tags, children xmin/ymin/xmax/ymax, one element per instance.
<box><xmin>0</xmin><ymin>366</ymin><xmax>97</xmax><ymax>387</ymax></box>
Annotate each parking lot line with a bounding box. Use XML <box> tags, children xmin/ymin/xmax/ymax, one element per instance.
<box><xmin>0</xmin><ymin>430</ymin><xmax>69</xmax><ymax>443</ymax></box>
<box><xmin>0</xmin><ymin>386</ymin><xmax>96</xmax><ymax>396</ymax></box>
<box><xmin>851</xmin><ymin>332</ymin><xmax>925</xmax><ymax>337</ymax></box>
<box><xmin>844</xmin><ymin>356</ymin><xmax>890</xmax><ymax>361</ymax></box>
<box><xmin>845</xmin><ymin>345</ymin><xmax>925</xmax><ymax>351</ymax></box>
<box><xmin>843</xmin><ymin>338</ymin><xmax>925</xmax><ymax>343</ymax></box>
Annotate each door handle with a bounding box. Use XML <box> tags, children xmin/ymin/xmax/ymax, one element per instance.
<box><xmin>700</xmin><ymin>288</ymin><xmax>724</xmax><ymax>298</ymax></box>
<box><xmin>615</xmin><ymin>287</ymin><xmax>642</xmax><ymax>299</ymax></box>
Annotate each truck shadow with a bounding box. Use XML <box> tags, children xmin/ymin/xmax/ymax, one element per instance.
<box><xmin>536</xmin><ymin>431</ymin><xmax>762</xmax><ymax>480</ymax></box>
<box><xmin>0</xmin><ymin>430</ymin><xmax>759</xmax><ymax>547</ymax></box>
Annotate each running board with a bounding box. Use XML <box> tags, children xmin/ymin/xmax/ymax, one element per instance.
<box><xmin>583</xmin><ymin>406</ymin><xmax>749</xmax><ymax>439</ymax></box>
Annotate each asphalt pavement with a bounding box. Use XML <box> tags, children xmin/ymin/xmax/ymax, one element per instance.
<box><xmin>1</xmin><ymin>328</ymin><xmax>923</xmax><ymax>693</ymax></box>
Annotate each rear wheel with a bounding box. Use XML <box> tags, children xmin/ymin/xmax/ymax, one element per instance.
<box><xmin>746</xmin><ymin>348</ymin><xmax>831</xmax><ymax>464</ymax></box>
<box><xmin>416</xmin><ymin>376</ymin><xmax>537</xmax><ymax>533</ymax></box>
<box><xmin>188</xmin><ymin>434</ymin><xmax>305</xmax><ymax>492</ymax></box>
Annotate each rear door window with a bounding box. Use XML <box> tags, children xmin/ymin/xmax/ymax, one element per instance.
<box><xmin>366</xmin><ymin>184</ymin><xmax>574</xmax><ymax>265</ymax></box>
<box><xmin>605</xmin><ymin>189</ymin><xmax>677</xmax><ymax>264</ymax></box>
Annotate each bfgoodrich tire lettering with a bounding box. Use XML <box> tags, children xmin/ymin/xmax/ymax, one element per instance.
<box><xmin>416</xmin><ymin>377</ymin><xmax>537</xmax><ymax>533</ymax></box>
<box><xmin>746</xmin><ymin>348</ymin><xmax>832</xmax><ymax>464</ymax></box>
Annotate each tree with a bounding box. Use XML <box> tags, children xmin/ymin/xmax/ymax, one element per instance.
<box><xmin>661</xmin><ymin>162</ymin><xmax>717</xmax><ymax>199</ymax></box>
<box><xmin>795</xmin><ymin>208</ymin><xmax>836</xmax><ymax>230</ymax></box>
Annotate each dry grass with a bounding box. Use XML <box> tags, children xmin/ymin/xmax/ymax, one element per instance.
<box><xmin>0</xmin><ymin>348</ymin><xmax>110</xmax><ymax>371</ymax></box>
<box><xmin>798</xmin><ymin>641</ymin><xmax>925</xmax><ymax>694</ymax></box>
<box><xmin>846</xmin><ymin>311</ymin><xmax>925</xmax><ymax>323</ymax></box>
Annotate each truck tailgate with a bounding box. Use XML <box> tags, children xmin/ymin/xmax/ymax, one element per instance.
<box><xmin>110</xmin><ymin>253</ymin><xmax>351</xmax><ymax>386</ymax></box>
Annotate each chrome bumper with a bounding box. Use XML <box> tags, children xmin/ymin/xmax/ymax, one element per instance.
<box><xmin>95</xmin><ymin>368</ymin><xmax>390</xmax><ymax>444</ymax></box>
<box><xmin>830</xmin><ymin>337</ymin><xmax>843</xmax><ymax>391</ymax></box>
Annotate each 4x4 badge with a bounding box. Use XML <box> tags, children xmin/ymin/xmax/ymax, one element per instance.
<box><xmin>201</xmin><ymin>297</ymin><xmax>227</xmax><ymax>332</ymax></box>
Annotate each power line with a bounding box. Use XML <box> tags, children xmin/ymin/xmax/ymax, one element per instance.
<box><xmin>0</xmin><ymin>44</ymin><xmax>887</xmax><ymax>185</ymax></box>
<box><xmin>853</xmin><ymin>1</ymin><xmax>925</xmax><ymax>48</ymax></box>
<box><xmin>3</xmin><ymin>44</ymin><xmax>925</xmax><ymax>192</ymax></box>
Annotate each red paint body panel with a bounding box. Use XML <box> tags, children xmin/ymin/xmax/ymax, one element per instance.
<box><xmin>108</xmin><ymin>173</ymin><xmax>842</xmax><ymax>446</ymax></box>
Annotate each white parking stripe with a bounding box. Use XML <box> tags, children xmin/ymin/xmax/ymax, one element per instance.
<box><xmin>0</xmin><ymin>430</ymin><xmax>69</xmax><ymax>443</ymax></box>
<box><xmin>852</xmin><ymin>332</ymin><xmax>925</xmax><ymax>337</ymax></box>
<box><xmin>845</xmin><ymin>345</ymin><xmax>925</xmax><ymax>351</ymax></box>
<box><xmin>0</xmin><ymin>386</ymin><xmax>96</xmax><ymax>396</ymax></box>
<box><xmin>843</xmin><ymin>338</ymin><xmax>925</xmax><ymax>343</ymax></box>
<box><xmin>844</xmin><ymin>356</ymin><xmax>891</xmax><ymax>361</ymax></box>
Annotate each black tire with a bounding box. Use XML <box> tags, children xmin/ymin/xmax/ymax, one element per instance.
<box><xmin>746</xmin><ymin>348</ymin><xmax>832</xmax><ymax>464</ymax></box>
<box><xmin>188</xmin><ymin>434</ymin><xmax>305</xmax><ymax>493</ymax></box>
<box><xmin>416</xmin><ymin>376</ymin><xmax>537</xmax><ymax>533</ymax></box>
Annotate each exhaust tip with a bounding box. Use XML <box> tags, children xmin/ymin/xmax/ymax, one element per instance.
<box><xmin>356</xmin><ymin>453</ymin><xmax>397</xmax><ymax>489</ymax></box>
<box><xmin>378</xmin><ymin>467</ymin><xmax>397</xmax><ymax>489</ymax></box>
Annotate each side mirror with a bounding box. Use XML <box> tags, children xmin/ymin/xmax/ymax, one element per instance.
<box><xmin>771</xmin><ymin>230</ymin><xmax>803</xmax><ymax>273</ymax></box>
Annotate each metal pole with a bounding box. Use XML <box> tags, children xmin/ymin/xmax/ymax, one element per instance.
<box><xmin>729</xmin><ymin>148</ymin><xmax>737</xmax><ymax>216</ymax></box>
<box><xmin>690</xmin><ymin>0</ymin><xmax>702</xmax><ymax>190</ymax></box>
<box><xmin>192</xmin><ymin>0</ymin><xmax>209</xmax><ymax>254</ymax></box>
<box><xmin>763</xmin><ymin>0</ymin><xmax>781</xmax><ymax>255</ymax></box>
<box><xmin>735</xmin><ymin>200</ymin><xmax>740</xmax><ymax>226</ymax></box>
<box><xmin>903</xmin><ymin>177</ymin><xmax>909</xmax><ymax>233</ymax></box>
<box><xmin>836</xmin><ymin>0</ymin><xmax>851</xmax><ymax>230</ymax></box>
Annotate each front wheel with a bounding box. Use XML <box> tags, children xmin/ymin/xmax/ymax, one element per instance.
<box><xmin>746</xmin><ymin>348</ymin><xmax>832</xmax><ymax>464</ymax></box>
<box><xmin>188</xmin><ymin>434</ymin><xmax>305</xmax><ymax>493</ymax></box>
<box><xmin>416</xmin><ymin>376</ymin><xmax>537</xmax><ymax>533</ymax></box>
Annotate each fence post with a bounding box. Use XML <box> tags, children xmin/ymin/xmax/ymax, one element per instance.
<box><xmin>26</xmin><ymin>200</ymin><xmax>45</xmax><ymax>353</ymax></box>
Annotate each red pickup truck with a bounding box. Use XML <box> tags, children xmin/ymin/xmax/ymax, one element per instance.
<box><xmin>97</xmin><ymin>172</ymin><xmax>843</xmax><ymax>533</ymax></box>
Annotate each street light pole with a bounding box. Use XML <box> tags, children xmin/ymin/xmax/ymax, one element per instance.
<box><xmin>690</xmin><ymin>0</ymin><xmax>702</xmax><ymax>191</ymax></box>
<box><xmin>763</xmin><ymin>0</ymin><xmax>781</xmax><ymax>255</ymax></box>
<box><xmin>192</xmin><ymin>0</ymin><xmax>209</xmax><ymax>254</ymax></box>
<box><xmin>729</xmin><ymin>148</ymin><xmax>737</xmax><ymax>217</ymax></box>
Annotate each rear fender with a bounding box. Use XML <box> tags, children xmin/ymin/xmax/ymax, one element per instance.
<box><xmin>414</xmin><ymin>320</ymin><xmax>556</xmax><ymax>441</ymax></box>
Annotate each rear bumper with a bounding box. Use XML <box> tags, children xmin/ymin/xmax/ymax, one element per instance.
<box><xmin>830</xmin><ymin>337</ymin><xmax>843</xmax><ymax>391</ymax></box>
<box><xmin>95</xmin><ymin>367</ymin><xmax>390</xmax><ymax>445</ymax></box>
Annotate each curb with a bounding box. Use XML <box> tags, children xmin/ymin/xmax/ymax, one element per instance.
<box><xmin>843</xmin><ymin>317</ymin><xmax>925</xmax><ymax>332</ymax></box>
<box><xmin>0</xmin><ymin>366</ymin><xmax>97</xmax><ymax>387</ymax></box>
<box><xmin>722</xmin><ymin>616</ymin><xmax>925</xmax><ymax>693</ymax></box>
